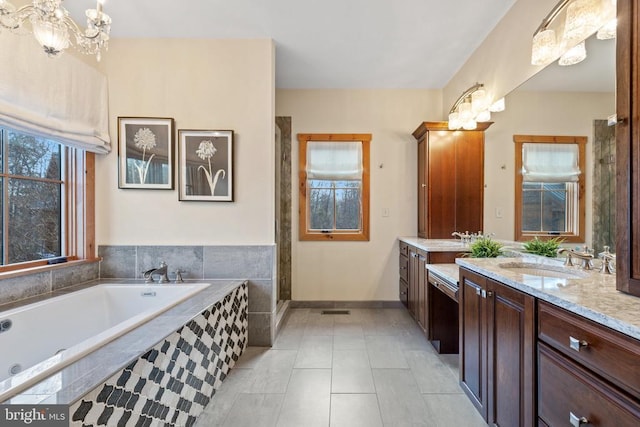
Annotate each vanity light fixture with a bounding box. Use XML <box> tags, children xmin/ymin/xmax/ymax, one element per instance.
<box><xmin>531</xmin><ymin>0</ymin><xmax>616</xmax><ymax>66</ymax></box>
<box><xmin>0</xmin><ymin>0</ymin><xmax>111</xmax><ymax>61</ymax></box>
<box><xmin>448</xmin><ymin>83</ymin><xmax>503</xmax><ymax>131</ymax></box>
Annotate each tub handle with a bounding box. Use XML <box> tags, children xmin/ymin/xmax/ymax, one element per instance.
<box><xmin>175</xmin><ymin>269</ymin><xmax>184</xmax><ymax>283</ymax></box>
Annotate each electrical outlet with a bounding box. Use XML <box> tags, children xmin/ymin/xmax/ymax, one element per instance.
<box><xmin>495</xmin><ymin>207</ymin><xmax>503</xmax><ymax>218</ymax></box>
<box><xmin>382</xmin><ymin>208</ymin><xmax>390</xmax><ymax>217</ymax></box>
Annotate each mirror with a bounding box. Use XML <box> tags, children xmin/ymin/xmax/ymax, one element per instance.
<box><xmin>484</xmin><ymin>32</ymin><xmax>616</xmax><ymax>253</ymax></box>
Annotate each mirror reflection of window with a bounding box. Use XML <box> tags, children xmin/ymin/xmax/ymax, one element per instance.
<box><xmin>514</xmin><ymin>135</ymin><xmax>586</xmax><ymax>243</ymax></box>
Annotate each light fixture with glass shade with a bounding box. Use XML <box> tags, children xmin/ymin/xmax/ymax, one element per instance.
<box><xmin>531</xmin><ymin>0</ymin><xmax>616</xmax><ymax>67</ymax></box>
<box><xmin>448</xmin><ymin>83</ymin><xmax>501</xmax><ymax>131</ymax></box>
<box><xmin>0</xmin><ymin>0</ymin><xmax>111</xmax><ymax>60</ymax></box>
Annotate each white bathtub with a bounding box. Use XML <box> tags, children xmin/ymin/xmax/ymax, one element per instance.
<box><xmin>0</xmin><ymin>282</ymin><xmax>210</xmax><ymax>402</ymax></box>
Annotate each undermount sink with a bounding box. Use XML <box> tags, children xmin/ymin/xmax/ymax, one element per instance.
<box><xmin>497</xmin><ymin>262</ymin><xmax>588</xmax><ymax>279</ymax></box>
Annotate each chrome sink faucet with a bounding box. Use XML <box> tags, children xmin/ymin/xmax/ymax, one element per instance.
<box><xmin>143</xmin><ymin>261</ymin><xmax>170</xmax><ymax>283</ymax></box>
<box><xmin>452</xmin><ymin>231</ymin><xmax>471</xmax><ymax>243</ymax></box>
<box><xmin>558</xmin><ymin>247</ymin><xmax>594</xmax><ymax>270</ymax></box>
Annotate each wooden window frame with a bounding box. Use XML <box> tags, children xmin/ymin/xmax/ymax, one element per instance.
<box><xmin>514</xmin><ymin>135</ymin><xmax>586</xmax><ymax>243</ymax></box>
<box><xmin>0</xmin><ymin>130</ymin><xmax>95</xmax><ymax>273</ymax></box>
<box><xmin>298</xmin><ymin>133</ymin><xmax>370</xmax><ymax>241</ymax></box>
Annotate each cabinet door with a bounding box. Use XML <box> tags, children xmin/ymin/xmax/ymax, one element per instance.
<box><xmin>454</xmin><ymin>131</ymin><xmax>484</xmax><ymax>234</ymax></box>
<box><xmin>417</xmin><ymin>254</ymin><xmax>427</xmax><ymax>332</ymax></box>
<box><xmin>486</xmin><ymin>279</ymin><xmax>535</xmax><ymax>427</ymax></box>
<box><xmin>408</xmin><ymin>248</ymin><xmax>419</xmax><ymax>318</ymax></box>
<box><xmin>427</xmin><ymin>130</ymin><xmax>457</xmax><ymax>238</ymax></box>
<box><xmin>417</xmin><ymin>137</ymin><xmax>427</xmax><ymax>238</ymax></box>
<box><xmin>459</xmin><ymin>268</ymin><xmax>488</xmax><ymax>419</ymax></box>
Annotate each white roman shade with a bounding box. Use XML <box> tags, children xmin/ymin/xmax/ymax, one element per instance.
<box><xmin>0</xmin><ymin>35</ymin><xmax>111</xmax><ymax>153</ymax></box>
<box><xmin>522</xmin><ymin>143</ymin><xmax>581</xmax><ymax>182</ymax></box>
<box><xmin>306</xmin><ymin>141</ymin><xmax>363</xmax><ymax>180</ymax></box>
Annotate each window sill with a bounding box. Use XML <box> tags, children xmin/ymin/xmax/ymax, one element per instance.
<box><xmin>0</xmin><ymin>258</ymin><xmax>101</xmax><ymax>281</ymax></box>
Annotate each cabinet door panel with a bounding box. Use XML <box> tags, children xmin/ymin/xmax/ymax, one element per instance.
<box><xmin>427</xmin><ymin>130</ymin><xmax>457</xmax><ymax>238</ymax></box>
<box><xmin>487</xmin><ymin>280</ymin><xmax>535</xmax><ymax>427</ymax></box>
<box><xmin>417</xmin><ymin>138</ymin><xmax>427</xmax><ymax>238</ymax></box>
<box><xmin>455</xmin><ymin>131</ymin><xmax>484</xmax><ymax>234</ymax></box>
<box><xmin>459</xmin><ymin>269</ymin><xmax>487</xmax><ymax>418</ymax></box>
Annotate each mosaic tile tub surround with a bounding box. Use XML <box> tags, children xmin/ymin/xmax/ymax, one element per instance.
<box><xmin>69</xmin><ymin>282</ymin><xmax>248</xmax><ymax>426</ymax></box>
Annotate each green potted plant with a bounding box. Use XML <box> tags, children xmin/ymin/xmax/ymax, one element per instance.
<box><xmin>468</xmin><ymin>236</ymin><xmax>503</xmax><ymax>258</ymax></box>
<box><xmin>522</xmin><ymin>236</ymin><xmax>564</xmax><ymax>258</ymax></box>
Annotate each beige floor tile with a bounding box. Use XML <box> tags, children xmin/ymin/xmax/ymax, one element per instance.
<box><xmin>330</xmin><ymin>394</ymin><xmax>383</xmax><ymax>427</ymax></box>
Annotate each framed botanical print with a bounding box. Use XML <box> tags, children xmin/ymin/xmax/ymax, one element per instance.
<box><xmin>118</xmin><ymin>117</ymin><xmax>174</xmax><ymax>189</ymax></box>
<box><xmin>178</xmin><ymin>129</ymin><xmax>234</xmax><ymax>201</ymax></box>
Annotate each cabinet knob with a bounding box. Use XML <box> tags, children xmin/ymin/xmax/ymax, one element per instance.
<box><xmin>421</xmin><ymin>184</ymin><xmax>427</xmax><ymax>188</ymax></box>
<box><xmin>569</xmin><ymin>412</ymin><xmax>589</xmax><ymax>427</ymax></box>
<box><xmin>569</xmin><ymin>336</ymin><xmax>589</xmax><ymax>352</ymax></box>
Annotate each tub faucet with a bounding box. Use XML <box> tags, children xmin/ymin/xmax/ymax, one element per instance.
<box><xmin>143</xmin><ymin>261</ymin><xmax>170</xmax><ymax>283</ymax></box>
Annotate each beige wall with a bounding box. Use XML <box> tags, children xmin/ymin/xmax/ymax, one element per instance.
<box><xmin>95</xmin><ymin>39</ymin><xmax>275</xmax><ymax>245</ymax></box>
<box><xmin>276</xmin><ymin>89</ymin><xmax>441</xmax><ymax>301</ymax></box>
<box><xmin>484</xmin><ymin>90</ymin><xmax>615</xmax><ymax>243</ymax></box>
<box><xmin>443</xmin><ymin>0</ymin><xmax>558</xmax><ymax>118</ymax></box>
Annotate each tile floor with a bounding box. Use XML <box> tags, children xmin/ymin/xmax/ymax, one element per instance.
<box><xmin>194</xmin><ymin>308</ymin><xmax>487</xmax><ymax>427</ymax></box>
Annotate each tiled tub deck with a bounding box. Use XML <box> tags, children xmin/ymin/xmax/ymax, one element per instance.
<box><xmin>1</xmin><ymin>280</ymin><xmax>248</xmax><ymax>427</ymax></box>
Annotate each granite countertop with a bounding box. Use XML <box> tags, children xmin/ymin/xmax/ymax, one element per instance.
<box><xmin>399</xmin><ymin>236</ymin><xmax>525</xmax><ymax>254</ymax></box>
<box><xmin>399</xmin><ymin>237</ymin><xmax>471</xmax><ymax>253</ymax></box>
<box><xmin>425</xmin><ymin>263</ymin><xmax>459</xmax><ymax>285</ymax></box>
<box><xmin>456</xmin><ymin>257</ymin><xmax>640</xmax><ymax>341</ymax></box>
<box><xmin>1</xmin><ymin>279</ymin><xmax>245</xmax><ymax>405</ymax></box>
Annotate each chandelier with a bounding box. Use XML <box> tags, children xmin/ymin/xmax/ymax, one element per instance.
<box><xmin>447</xmin><ymin>83</ymin><xmax>505</xmax><ymax>131</ymax></box>
<box><xmin>0</xmin><ymin>0</ymin><xmax>111</xmax><ymax>60</ymax></box>
<box><xmin>531</xmin><ymin>0</ymin><xmax>616</xmax><ymax>67</ymax></box>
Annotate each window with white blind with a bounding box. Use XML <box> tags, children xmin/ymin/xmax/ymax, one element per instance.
<box><xmin>298</xmin><ymin>134</ymin><xmax>371</xmax><ymax>241</ymax></box>
<box><xmin>514</xmin><ymin>135</ymin><xmax>586</xmax><ymax>243</ymax></box>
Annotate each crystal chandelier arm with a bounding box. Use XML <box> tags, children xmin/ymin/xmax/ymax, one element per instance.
<box><xmin>0</xmin><ymin>3</ymin><xmax>37</xmax><ymax>30</ymax></box>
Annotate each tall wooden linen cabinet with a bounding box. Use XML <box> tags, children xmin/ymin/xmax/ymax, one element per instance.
<box><xmin>412</xmin><ymin>122</ymin><xmax>492</xmax><ymax>238</ymax></box>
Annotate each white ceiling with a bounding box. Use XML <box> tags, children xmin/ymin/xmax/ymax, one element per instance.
<box><xmin>65</xmin><ymin>0</ymin><xmax>518</xmax><ymax>89</ymax></box>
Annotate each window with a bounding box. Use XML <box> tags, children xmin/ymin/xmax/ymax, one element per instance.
<box><xmin>0</xmin><ymin>128</ymin><xmax>94</xmax><ymax>270</ymax></box>
<box><xmin>514</xmin><ymin>135</ymin><xmax>586</xmax><ymax>243</ymax></box>
<box><xmin>298</xmin><ymin>133</ymin><xmax>370</xmax><ymax>241</ymax></box>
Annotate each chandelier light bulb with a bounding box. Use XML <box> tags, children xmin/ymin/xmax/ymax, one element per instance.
<box><xmin>558</xmin><ymin>40</ymin><xmax>587</xmax><ymax>66</ymax></box>
<box><xmin>563</xmin><ymin>0</ymin><xmax>604</xmax><ymax>43</ymax></box>
<box><xmin>462</xmin><ymin>119</ymin><xmax>478</xmax><ymax>131</ymax></box>
<box><xmin>458</xmin><ymin>100</ymin><xmax>473</xmax><ymax>122</ymax></box>
<box><xmin>448</xmin><ymin>112</ymin><xmax>461</xmax><ymax>130</ymax></box>
<box><xmin>531</xmin><ymin>29</ymin><xmax>557</xmax><ymax>65</ymax></box>
<box><xmin>476</xmin><ymin>110</ymin><xmax>491</xmax><ymax>122</ymax></box>
<box><xmin>489</xmin><ymin>98</ymin><xmax>505</xmax><ymax>113</ymax></box>
<box><xmin>471</xmin><ymin>88</ymin><xmax>490</xmax><ymax>113</ymax></box>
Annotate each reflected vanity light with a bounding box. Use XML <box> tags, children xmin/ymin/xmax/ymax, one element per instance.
<box><xmin>447</xmin><ymin>83</ymin><xmax>503</xmax><ymax>131</ymax></box>
<box><xmin>531</xmin><ymin>0</ymin><xmax>616</xmax><ymax>66</ymax></box>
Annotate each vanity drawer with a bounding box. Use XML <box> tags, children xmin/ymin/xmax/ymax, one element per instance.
<box><xmin>538</xmin><ymin>343</ymin><xmax>640</xmax><ymax>427</ymax></box>
<box><xmin>538</xmin><ymin>301</ymin><xmax>640</xmax><ymax>399</ymax></box>
<box><xmin>399</xmin><ymin>241</ymin><xmax>409</xmax><ymax>256</ymax></box>
<box><xmin>399</xmin><ymin>278</ymin><xmax>408</xmax><ymax>307</ymax></box>
<box><xmin>399</xmin><ymin>253</ymin><xmax>408</xmax><ymax>281</ymax></box>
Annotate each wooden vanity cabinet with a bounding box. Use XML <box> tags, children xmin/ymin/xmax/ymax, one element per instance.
<box><xmin>413</xmin><ymin>122</ymin><xmax>491</xmax><ymax>239</ymax></box>
<box><xmin>400</xmin><ymin>241</ymin><xmax>461</xmax><ymax>335</ymax></box>
<box><xmin>459</xmin><ymin>267</ymin><xmax>535</xmax><ymax>427</ymax></box>
<box><xmin>537</xmin><ymin>301</ymin><xmax>640</xmax><ymax>426</ymax></box>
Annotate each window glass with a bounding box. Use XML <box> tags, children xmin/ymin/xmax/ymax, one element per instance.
<box><xmin>298</xmin><ymin>134</ymin><xmax>371</xmax><ymax>241</ymax></box>
<box><xmin>1</xmin><ymin>129</ymin><xmax>63</xmax><ymax>264</ymax></box>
